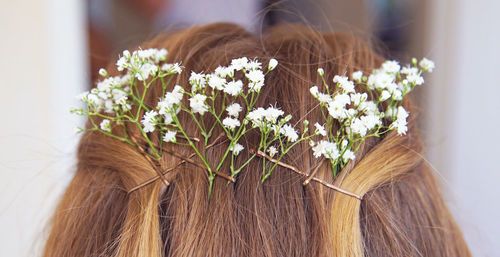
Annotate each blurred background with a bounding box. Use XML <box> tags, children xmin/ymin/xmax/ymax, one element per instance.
<box><xmin>1</xmin><ymin>0</ymin><xmax>498</xmax><ymax>256</ymax></box>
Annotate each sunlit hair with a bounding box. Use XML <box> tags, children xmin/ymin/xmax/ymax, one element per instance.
<box><xmin>42</xmin><ymin>23</ymin><xmax>471</xmax><ymax>257</ymax></box>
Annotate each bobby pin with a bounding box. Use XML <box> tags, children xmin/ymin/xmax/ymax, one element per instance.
<box><xmin>252</xmin><ymin>149</ymin><xmax>362</xmax><ymax>200</ymax></box>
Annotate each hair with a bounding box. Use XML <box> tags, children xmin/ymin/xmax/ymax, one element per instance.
<box><xmin>42</xmin><ymin>23</ymin><xmax>471</xmax><ymax>257</ymax></box>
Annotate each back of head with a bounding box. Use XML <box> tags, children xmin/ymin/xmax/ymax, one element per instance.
<box><xmin>43</xmin><ymin>23</ymin><xmax>471</xmax><ymax>257</ymax></box>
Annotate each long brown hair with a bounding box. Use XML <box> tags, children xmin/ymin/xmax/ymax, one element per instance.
<box><xmin>42</xmin><ymin>23</ymin><xmax>471</xmax><ymax>257</ymax></box>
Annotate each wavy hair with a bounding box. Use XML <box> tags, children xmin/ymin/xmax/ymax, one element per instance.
<box><xmin>42</xmin><ymin>23</ymin><xmax>471</xmax><ymax>257</ymax></box>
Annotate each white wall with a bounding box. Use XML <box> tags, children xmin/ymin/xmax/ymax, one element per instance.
<box><xmin>425</xmin><ymin>0</ymin><xmax>500</xmax><ymax>256</ymax></box>
<box><xmin>0</xmin><ymin>0</ymin><xmax>86</xmax><ymax>256</ymax></box>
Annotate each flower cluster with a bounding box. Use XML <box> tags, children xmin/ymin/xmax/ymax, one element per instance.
<box><xmin>72</xmin><ymin>47</ymin><xmax>433</xmax><ymax>195</ymax></box>
<box><xmin>309</xmin><ymin>57</ymin><xmax>433</xmax><ymax>175</ymax></box>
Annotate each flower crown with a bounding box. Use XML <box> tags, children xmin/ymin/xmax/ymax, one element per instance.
<box><xmin>71</xmin><ymin>48</ymin><xmax>434</xmax><ymax>199</ymax></box>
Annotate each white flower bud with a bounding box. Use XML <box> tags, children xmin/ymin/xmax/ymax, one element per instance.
<box><xmin>317</xmin><ymin>68</ymin><xmax>324</xmax><ymax>76</ymax></box>
<box><xmin>268</xmin><ymin>58</ymin><xmax>278</xmax><ymax>71</ymax></box>
<box><xmin>123</xmin><ymin>50</ymin><xmax>131</xmax><ymax>59</ymax></box>
<box><xmin>99</xmin><ymin>68</ymin><xmax>108</xmax><ymax>77</ymax></box>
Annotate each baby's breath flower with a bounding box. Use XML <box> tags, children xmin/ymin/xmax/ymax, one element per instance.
<box><xmin>401</xmin><ymin>66</ymin><xmax>418</xmax><ymax>75</ymax></box>
<box><xmin>163</xmin><ymin>130</ymin><xmax>177</xmax><ymax>143</ymax></box>
<box><xmin>231</xmin><ymin>57</ymin><xmax>248</xmax><ymax>71</ymax></box>
<box><xmin>226</xmin><ymin>103</ymin><xmax>242</xmax><ymax>117</ymax></box>
<box><xmin>214</xmin><ymin>66</ymin><xmax>233</xmax><ymax>78</ymax></box>
<box><xmin>382</xmin><ymin>60</ymin><xmax>400</xmax><ymax>73</ymax></box>
<box><xmin>100</xmin><ymin>119</ymin><xmax>111</xmax><ymax>132</ymax></box>
<box><xmin>246</xmin><ymin>70</ymin><xmax>265</xmax><ymax>83</ymax></box>
<box><xmin>141</xmin><ymin>110</ymin><xmax>158</xmax><ymax>133</ymax></box>
<box><xmin>268</xmin><ymin>58</ymin><xmax>278</xmax><ymax>71</ymax></box>
<box><xmin>333</xmin><ymin>75</ymin><xmax>355</xmax><ymax>93</ymax></box>
<box><xmin>309</xmin><ymin>86</ymin><xmax>319</xmax><ymax>98</ymax></box>
<box><xmin>350</xmin><ymin>92</ymin><xmax>367</xmax><ymax>106</ymax></box>
<box><xmin>342</xmin><ymin>149</ymin><xmax>355</xmax><ymax>162</ymax></box>
<box><xmin>391</xmin><ymin>106</ymin><xmax>409</xmax><ymax>135</ymax></box>
<box><xmin>352</xmin><ymin>71</ymin><xmax>363</xmax><ymax>82</ymax></box>
<box><xmin>99</xmin><ymin>68</ymin><xmax>108</xmax><ymax>77</ymax></box>
<box><xmin>317</xmin><ymin>68</ymin><xmax>324</xmax><ymax>76</ymax></box>
<box><xmin>350</xmin><ymin>117</ymin><xmax>368</xmax><ymax>137</ymax></box>
<box><xmin>189</xmin><ymin>72</ymin><xmax>206</xmax><ymax>91</ymax></box>
<box><xmin>281</xmin><ymin>124</ymin><xmax>299</xmax><ymax>142</ymax></box>
<box><xmin>222</xmin><ymin>117</ymin><xmax>241</xmax><ymax>131</ymax></box>
<box><xmin>267</xmin><ymin>146</ymin><xmax>278</xmax><ymax>157</ymax></box>
<box><xmin>314</xmin><ymin>122</ymin><xmax>327</xmax><ymax>136</ymax></box>
<box><xmin>407</xmin><ymin>74</ymin><xmax>424</xmax><ymax>85</ymax></box>
<box><xmin>161</xmin><ymin>63</ymin><xmax>182</xmax><ymax>74</ymax></box>
<box><xmin>136</xmin><ymin>62</ymin><xmax>158</xmax><ymax>81</ymax></box>
<box><xmin>419</xmin><ymin>58</ymin><xmax>435</xmax><ymax>72</ymax></box>
<box><xmin>312</xmin><ymin>140</ymin><xmax>339</xmax><ymax>159</ymax></box>
<box><xmin>247</xmin><ymin>59</ymin><xmax>262</xmax><ymax>70</ymax></box>
<box><xmin>224</xmin><ymin>80</ymin><xmax>243</xmax><ymax>96</ymax></box>
<box><xmin>379</xmin><ymin>90</ymin><xmax>391</xmax><ymax>101</ymax></box>
<box><xmin>189</xmin><ymin>94</ymin><xmax>209</xmax><ymax>115</ymax></box>
<box><xmin>207</xmin><ymin>74</ymin><xmax>226</xmax><ymax>90</ymax></box>
<box><xmin>231</xmin><ymin>143</ymin><xmax>244</xmax><ymax>156</ymax></box>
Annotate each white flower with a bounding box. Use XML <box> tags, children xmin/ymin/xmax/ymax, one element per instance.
<box><xmin>358</xmin><ymin>100</ymin><xmax>378</xmax><ymax>114</ymax></box>
<box><xmin>310</xmin><ymin>86</ymin><xmax>319</xmax><ymax>98</ymax></box>
<box><xmin>189</xmin><ymin>72</ymin><xmax>206</xmax><ymax>87</ymax></box>
<box><xmin>248</xmin><ymin>81</ymin><xmax>264</xmax><ymax>92</ymax></box>
<box><xmin>231</xmin><ymin>143</ymin><xmax>244</xmax><ymax>156</ymax></box>
<box><xmin>268</xmin><ymin>58</ymin><xmax>278</xmax><ymax>70</ymax></box>
<box><xmin>158</xmin><ymin>85</ymin><xmax>183</xmax><ymax>117</ymax></box>
<box><xmin>207</xmin><ymin>74</ymin><xmax>226</xmax><ymax>90</ymax></box>
<box><xmin>231</xmin><ymin>57</ymin><xmax>248</xmax><ymax>71</ymax></box>
<box><xmin>246</xmin><ymin>59</ymin><xmax>262</xmax><ymax>70</ymax></box>
<box><xmin>379</xmin><ymin>90</ymin><xmax>391</xmax><ymax>101</ymax></box>
<box><xmin>401</xmin><ymin>66</ymin><xmax>418</xmax><ymax>76</ymax></box>
<box><xmin>317</xmin><ymin>68</ymin><xmax>324</xmax><ymax>76</ymax></box>
<box><xmin>419</xmin><ymin>58</ymin><xmax>435</xmax><ymax>72</ymax></box>
<box><xmin>342</xmin><ymin>149</ymin><xmax>355</xmax><ymax>162</ymax></box>
<box><xmin>264</xmin><ymin>106</ymin><xmax>284</xmax><ymax>123</ymax></box>
<box><xmin>99</xmin><ymin>68</ymin><xmax>108</xmax><ymax>77</ymax></box>
<box><xmin>189</xmin><ymin>94</ymin><xmax>209</xmax><ymax>115</ymax></box>
<box><xmin>407</xmin><ymin>74</ymin><xmax>424</xmax><ymax>85</ymax></box>
<box><xmin>222</xmin><ymin>117</ymin><xmax>241</xmax><ymax>131</ymax></box>
<box><xmin>163</xmin><ymin>130</ymin><xmax>177</xmax><ymax>143</ymax></box>
<box><xmin>267</xmin><ymin>146</ymin><xmax>278</xmax><ymax>157</ymax></box>
<box><xmin>350</xmin><ymin>92</ymin><xmax>367</xmax><ymax>106</ymax></box>
<box><xmin>368</xmin><ymin>72</ymin><xmax>395</xmax><ymax>90</ymax></box>
<box><xmin>215</xmin><ymin>66</ymin><xmax>234</xmax><ymax>78</ymax></box>
<box><xmin>116</xmin><ymin>56</ymin><xmax>128</xmax><ymax>71</ymax></box>
<box><xmin>226</xmin><ymin>103</ymin><xmax>242</xmax><ymax>117</ymax></box>
<box><xmin>333</xmin><ymin>75</ymin><xmax>355</xmax><ymax>93</ymax></box>
<box><xmin>224</xmin><ymin>80</ymin><xmax>243</xmax><ymax>96</ymax></box>
<box><xmin>350</xmin><ymin>118</ymin><xmax>368</xmax><ymax>137</ymax></box>
<box><xmin>352</xmin><ymin>71</ymin><xmax>363</xmax><ymax>82</ymax></box>
<box><xmin>382</xmin><ymin>60</ymin><xmax>400</xmax><ymax>73</ymax></box>
<box><xmin>314</xmin><ymin>122</ymin><xmax>327</xmax><ymax>136</ymax></box>
<box><xmin>391</xmin><ymin>106</ymin><xmax>409</xmax><ymax>135</ymax></box>
<box><xmin>317</xmin><ymin>92</ymin><xmax>332</xmax><ymax>105</ymax></box>
<box><xmin>312</xmin><ymin>140</ymin><xmax>339</xmax><ymax>159</ymax></box>
<box><xmin>136</xmin><ymin>62</ymin><xmax>158</xmax><ymax>81</ymax></box>
<box><xmin>281</xmin><ymin>124</ymin><xmax>299</xmax><ymax>142</ymax></box>
<box><xmin>360</xmin><ymin>114</ymin><xmax>381</xmax><ymax>130</ymax></box>
<box><xmin>141</xmin><ymin>110</ymin><xmax>158</xmax><ymax>133</ymax></box>
<box><xmin>100</xmin><ymin>119</ymin><xmax>111</xmax><ymax>132</ymax></box>
<box><xmin>246</xmin><ymin>70</ymin><xmax>265</xmax><ymax>83</ymax></box>
<box><xmin>161</xmin><ymin>63</ymin><xmax>182</xmax><ymax>74</ymax></box>
<box><xmin>341</xmin><ymin>139</ymin><xmax>348</xmax><ymax>148</ymax></box>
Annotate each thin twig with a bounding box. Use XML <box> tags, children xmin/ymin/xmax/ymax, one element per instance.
<box><xmin>253</xmin><ymin>150</ymin><xmax>362</xmax><ymax>200</ymax></box>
